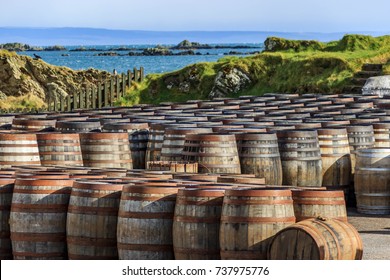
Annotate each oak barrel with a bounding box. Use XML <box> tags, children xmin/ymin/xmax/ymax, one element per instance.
<box><xmin>0</xmin><ymin>178</ymin><xmax>15</xmax><ymax>259</ymax></box>
<box><xmin>268</xmin><ymin>217</ymin><xmax>363</xmax><ymax>260</ymax></box>
<box><xmin>66</xmin><ymin>181</ymin><xmax>123</xmax><ymax>260</ymax></box>
<box><xmin>219</xmin><ymin>188</ymin><xmax>295</xmax><ymax>260</ymax></box>
<box><xmin>10</xmin><ymin>177</ymin><xmax>73</xmax><ymax>259</ymax></box>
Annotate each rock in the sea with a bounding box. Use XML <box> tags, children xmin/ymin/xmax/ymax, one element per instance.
<box><xmin>209</xmin><ymin>67</ymin><xmax>251</xmax><ymax>99</ymax></box>
<box><xmin>362</xmin><ymin>75</ymin><xmax>390</xmax><ymax>97</ymax></box>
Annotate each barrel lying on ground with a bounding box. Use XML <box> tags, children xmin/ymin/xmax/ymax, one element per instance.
<box><xmin>268</xmin><ymin>217</ymin><xmax>363</xmax><ymax>260</ymax></box>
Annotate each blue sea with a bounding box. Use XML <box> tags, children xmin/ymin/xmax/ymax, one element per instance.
<box><xmin>17</xmin><ymin>44</ymin><xmax>263</xmax><ymax>75</ymax></box>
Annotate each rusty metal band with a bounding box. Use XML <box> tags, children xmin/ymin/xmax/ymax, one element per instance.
<box><xmin>10</xmin><ymin>232</ymin><xmax>66</xmax><ymax>242</ymax></box>
<box><xmin>70</xmin><ymin>190</ymin><xmax>121</xmax><ymax>199</ymax></box>
<box><xmin>73</xmin><ymin>182</ymin><xmax>123</xmax><ymax>191</ymax></box>
<box><xmin>174</xmin><ymin>215</ymin><xmax>220</xmax><ymax>223</ymax></box>
<box><xmin>279</xmin><ymin>157</ymin><xmax>322</xmax><ymax>161</ymax></box>
<box><xmin>220</xmin><ymin>216</ymin><xmax>295</xmax><ymax>223</ymax></box>
<box><xmin>120</xmin><ymin>195</ymin><xmax>176</xmax><ymax>202</ymax></box>
<box><xmin>118</xmin><ymin>210</ymin><xmax>173</xmax><ymax>219</ymax></box>
<box><xmin>0</xmin><ymin>161</ymin><xmax>41</xmax><ymax>165</ymax></box>
<box><xmin>11</xmin><ymin>203</ymin><xmax>69</xmax><ymax>212</ymax></box>
<box><xmin>12</xmin><ymin>251</ymin><xmax>66</xmax><ymax>258</ymax></box>
<box><xmin>15</xmin><ymin>179</ymin><xmax>73</xmax><ymax>187</ymax></box>
<box><xmin>174</xmin><ymin>247</ymin><xmax>219</xmax><ymax>255</ymax></box>
<box><xmin>117</xmin><ymin>242</ymin><xmax>172</xmax><ymax>252</ymax></box>
<box><xmin>67</xmin><ymin>205</ymin><xmax>119</xmax><ymax>215</ymax></box>
<box><xmin>222</xmin><ymin>199</ymin><xmax>292</xmax><ymax>205</ymax></box>
<box><xmin>67</xmin><ymin>236</ymin><xmax>117</xmax><ymax>247</ymax></box>
<box><xmin>36</xmin><ymin>134</ymin><xmax>80</xmax><ymax>140</ymax></box>
<box><xmin>292</xmin><ymin>191</ymin><xmax>345</xmax><ymax>198</ymax></box>
<box><xmin>0</xmin><ymin>144</ymin><xmax>38</xmax><ymax>148</ymax></box>
<box><xmin>238</xmin><ymin>154</ymin><xmax>280</xmax><ymax>158</ymax></box>
<box><xmin>293</xmin><ymin>199</ymin><xmax>346</xmax><ymax>205</ymax></box>
<box><xmin>123</xmin><ymin>185</ymin><xmax>179</xmax><ymax>193</ymax></box>
<box><xmin>13</xmin><ymin>189</ymin><xmax>71</xmax><ymax>195</ymax></box>
<box><xmin>320</xmin><ymin>153</ymin><xmax>351</xmax><ymax>157</ymax></box>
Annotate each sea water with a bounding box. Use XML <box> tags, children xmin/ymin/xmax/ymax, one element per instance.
<box><xmin>17</xmin><ymin>44</ymin><xmax>263</xmax><ymax>75</ymax></box>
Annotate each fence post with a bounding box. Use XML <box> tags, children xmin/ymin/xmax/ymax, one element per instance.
<box><xmin>122</xmin><ymin>73</ymin><xmax>126</xmax><ymax>96</ymax></box>
<box><xmin>60</xmin><ymin>98</ymin><xmax>65</xmax><ymax>112</ymax></box>
<box><xmin>80</xmin><ymin>90</ymin><xmax>84</xmax><ymax>109</ymax></box>
<box><xmin>110</xmin><ymin>77</ymin><xmax>114</xmax><ymax>106</ymax></box>
<box><xmin>104</xmin><ymin>81</ymin><xmax>109</xmax><ymax>107</ymax></box>
<box><xmin>92</xmin><ymin>86</ymin><xmax>97</xmax><ymax>109</ymax></box>
<box><xmin>85</xmin><ymin>87</ymin><xmax>90</xmax><ymax>109</ymax></box>
<box><xmin>98</xmin><ymin>83</ymin><xmax>102</xmax><ymax>108</ymax></box>
<box><xmin>116</xmin><ymin>75</ymin><xmax>121</xmax><ymax>99</ymax></box>
<box><xmin>53</xmin><ymin>96</ymin><xmax>57</xmax><ymax>111</ymax></box>
<box><xmin>73</xmin><ymin>92</ymin><xmax>78</xmax><ymax>110</ymax></box>
<box><xmin>67</xmin><ymin>95</ymin><xmax>71</xmax><ymax>111</ymax></box>
<box><xmin>139</xmin><ymin>67</ymin><xmax>144</xmax><ymax>82</ymax></box>
<box><xmin>133</xmin><ymin>67</ymin><xmax>139</xmax><ymax>82</ymax></box>
<box><xmin>127</xmin><ymin>70</ymin><xmax>132</xmax><ymax>88</ymax></box>
<box><xmin>47</xmin><ymin>95</ymin><xmax>52</xmax><ymax>111</ymax></box>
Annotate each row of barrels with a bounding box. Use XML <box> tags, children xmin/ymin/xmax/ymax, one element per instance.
<box><xmin>0</xmin><ymin>167</ymin><xmax>362</xmax><ymax>260</ymax></box>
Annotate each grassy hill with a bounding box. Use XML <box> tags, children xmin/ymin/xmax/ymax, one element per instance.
<box><xmin>119</xmin><ymin>34</ymin><xmax>390</xmax><ymax>106</ymax></box>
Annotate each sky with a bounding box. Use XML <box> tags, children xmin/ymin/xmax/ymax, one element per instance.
<box><xmin>1</xmin><ymin>0</ymin><xmax>390</xmax><ymax>33</ymax></box>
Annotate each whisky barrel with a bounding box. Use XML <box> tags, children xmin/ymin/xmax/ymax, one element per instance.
<box><xmin>66</xmin><ymin>181</ymin><xmax>123</xmax><ymax>259</ymax></box>
<box><xmin>36</xmin><ymin>133</ymin><xmax>83</xmax><ymax>166</ymax></box>
<box><xmin>146</xmin><ymin>161</ymin><xmax>198</xmax><ymax>173</ymax></box>
<box><xmin>373</xmin><ymin>122</ymin><xmax>390</xmax><ymax>148</ymax></box>
<box><xmin>182</xmin><ymin>133</ymin><xmax>241</xmax><ymax>174</ymax></box>
<box><xmin>0</xmin><ymin>178</ymin><xmax>15</xmax><ymax>259</ymax></box>
<box><xmin>10</xmin><ymin>178</ymin><xmax>73</xmax><ymax>259</ymax></box>
<box><xmin>317</xmin><ymin>128</ymin><xmax>352</xmax><ymax>195</ymax></box>
<box><xmin>117</xmin><ymin>182</ymin><xmax>181</xmax><ymax>260</ymax></box>
<box><xmin>79</xmin><ymin>132</ymin><xmax>133</xmax><ymax>169</ymax></box>
<box><xmin>11</xmin><ymin>118</ymin><xmax>56</xmax><ymax>132</ymax></box>
<box><xmin>160</xmin><ymin>127</ymin><xmax>212</xmax><ymax>161</ymax></box>
<box><xmin>276</xmin><ymin>130</ymin><xmax>322</xmax><ymax>187</ymax></box>
<box><xmin>173</xmin><ymin>188</ymin><xmax>226</xmax><ymax>260</ymax></box>
<box><xmin>354</xmin><ymin>148</ymin><xmax>390</xmax><ymax>214</ymax></box>
<box><xmin>0</xmin><ymin>133</ymin><xmax>41</xmax><ymax>168</ymax></box>
<box><xmin>219</xmin><ymin>188</ymin><xmax>295</xmax><ymax>260</ymax></box>
<box><xmin>235</xmin><ymin>132</ymin><xmax>283</xmax><ymax>185</ymax></box>
<box><xmin>291</xmin><ymin>189</ymin><xmax>347</xmax><ymax>222</ymax></box>
<box><xmin>268</xmin><ymin>217</ymin><xmax>363</xmax><ymax>260</ymax></box>
<box><xmin>102</xmin><ymin>122</ymin><xmax>149</xmax><ymax>169</ymax></box>
<box><xmin>145</xmin><ymin>122</ymin><xmax>175</xmax><ymax>162</ymax></box>
<box><xmin>56</xmin><ymin>120</ymin><xmax>101</xmax><ymax>132</ymax></box>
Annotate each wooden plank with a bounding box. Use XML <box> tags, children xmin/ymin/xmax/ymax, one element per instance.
<box><xmin>47</xmin><ymin>95</ymin><xmax>52</xmax><ymax>111</ymax></box>
<box><xmin>53</xmin><ymin>96</ymin><xmax>57</xmax><ymax>111</ymax></box>
<box><xmin>127</xmin><ymin>70</ymin><xmax>132</xmax><ymax>87</ymax></box>
<box><xmin>85</xmin><ymin>87</ymin><xmax>90</xmax><ymax>109</ymax></box>
<box><xmin>122</xmin><ymin>73</ymin><xmax>126</xmax><ymax>96</ymax></box>
<box><xmin>98</xmin><ymin>83</ymin><xmax>103</xmax><ymax>108</ymax></box>
<box><xmin>139</xmin><ymin>67</ymin><xmax>145</xmax><ymax>82</ymax></box>
<box><xmin>67</xmin><ymin>95</ymin><xmax>71</xmax><ymax>111</ymax></box>
<box><xmin>110</xmin><ymin>77</ymin><xmax>114</xmax><ymax>106</ymax></box>
<box><xmin>60</xmin><ymin>98</ymin><xmax>65</xmax><ymax>112</ymax></box>
<box><xmin>92</xmin><ymin>86</ymin><xmax>97</xmax><ymax>109</ymax></box>
<box><xmin>104</xmin><ymin>81</ymin><xmax>109</xmax><ymax>107</ymax></box>
<box><xmin>73</xmin><ymin>92</ymin><xmax>78</xmax><ymax>110</ymax></box>
<box><xmin>133</xmin><ymin>67</ymin><xmax>139</xmax><ymax>82</ymax></box>
<box><xmin>116</xmin><ymin>75</ymin><xmax>121</xmax><ymax>99</ymax></box>
<box><xmin>80</xmin><ymin>90</ymin><xmax>84</xmax><ymax>109</ymax></box>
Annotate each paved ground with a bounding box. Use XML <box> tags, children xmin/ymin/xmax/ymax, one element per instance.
<box><xmin>347</xmin><ymin>208</ymin><xmax>390</xmax><ymax>260</ymax></box>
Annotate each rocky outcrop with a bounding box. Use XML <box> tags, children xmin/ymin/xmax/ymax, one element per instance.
<box><xmin>0</xmin><ymin>51</ymin><xmax>112</xmax><ymax>107</ymax></box>
<box><xmin>264</xmin><ymin>37</ymin><xmax>323</xmax><ymax>52</ymax></box>
<box><xmin>209</xmin><ymin>67</ymin><xmax>252</xmax><ymax>99</ymax></box>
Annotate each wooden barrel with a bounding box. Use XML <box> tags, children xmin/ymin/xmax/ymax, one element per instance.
<box><xmin>373</xmin><ymin>122</ymin><xmax>390</xmax><ymax>148</ymax></box>
<box><xmin>117</xmin><ymin>183</ymin><xmax>181</xmax><ymax>260</ymax></box>
<box><xmin>66</xmin><ymin>181</ymin><xmax>123</xmax><ymax>260</ymax></box>
<box><xmin>79</xmin><ymin>132</ymin><xmax>133</xmax><ymax>169</ymax></box>
<box><xmin>182</xmin><ymin>133</ymin><xmax>241</xmax><ymax>174</ymax></box>
<box><xmin>36</xmin><ymin>133</ymin><xmax>83</xmax><ymax>166</ymax></box>
<box><xmin>346</xmin><ymin>124</ymin><xmax>375</xmax><ymax>175</ymax></box>
<box><xmin>146</xmin><ymin>161</ymin><xmax>198</xmax><ymax>173</ymax></box>
<box><xmin>317</xmin><ymin>128</ymin><xmax>352</xmax><ymax>195</ymax></box>
<box><xmin>354</xmin><ymin>148</ymin><xmax>390</xmax><ymax>214</ymax></box>
<box><xmin>9</xmin><ymin>178</ymin><xmax>73</xmax><ymax>259</ymax></box>
<box><xmin>56</xmin><ymin>120</ymin><xmax>101</xmax><ymax>132</ymax></box>
<box><xmin>268</xmin><ymin>217</ymin><xmax>363</xmax><ymax>260</ymax></box>
<box><xmin>235</xmin><ymin>132</ymin><xmax>283</xmax><ymax>185</ymax></box>
<box><xmin>11</xmin><ymin>118</ymin><xmax>56</xmax><ymax>132</ymax></box>
<box><xmin>0</xmin><ymin>178</ymin><xmax>15</xmax><ymax>259</ymax></box>
<box><xmin>277</xmin><ymin>130</ymin><xmax>322</xmax><ymax>187</ymax></box>
<box><xmin>0</xmin><ymin>133</ymin><xmax>41</xmax><ymax>168</ymax></box>
<box><xmin>173</xmin><ymin>188</ymin><xmax>226</xmax><ymax>260</ymax></box>
<box><xmin>102</xmin><ymin>122</ymin><xmax>149</xmax><ymax>169</ymax></box>
<box><xmin>219</xmin><ymin>188</ymin><xmax>295</xmax><ymax>260</ymax></box>
<box><xmin>161</xmin><ymin>127</ymin><xmax>212</xmax><ymax>161</ymax></box>
<box><xmin>291</xmin><ymin>189</ymin><xmax>347</xmax><ymax>222</ymax></box>
<box><xmin>145</xmin><ymin>122</ymin><xmax>173</xmax><ymax>162</ymax></box>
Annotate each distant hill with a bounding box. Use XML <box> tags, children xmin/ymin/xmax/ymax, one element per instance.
<box><xmin>0</xmin><ymin>27</ymin><xmax>384</xmax><ymax>45</ymax></box>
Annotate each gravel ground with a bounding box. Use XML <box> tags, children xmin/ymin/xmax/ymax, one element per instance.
<box><xmin>347</xmin><ymin>208</ymin><xmax>390</xmax><ymax>260</ymax></box>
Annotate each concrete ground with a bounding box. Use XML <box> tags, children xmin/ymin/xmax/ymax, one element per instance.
<box><xmin>347</xmin><ymin>208</ymin><xmax>390</xmax><ymax>260</ymax></box>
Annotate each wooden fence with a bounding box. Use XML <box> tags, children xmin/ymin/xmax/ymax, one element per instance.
<box><xmin>47</xmin><ymin>67</ymin><xmax>144</xmax><ymax>111</ymax></box>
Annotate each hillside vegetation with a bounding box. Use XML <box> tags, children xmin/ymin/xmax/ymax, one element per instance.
<box><xmin>120</xmin><ymin>34</ymin><xmax>390</xmax><ymax>106</ymax></box>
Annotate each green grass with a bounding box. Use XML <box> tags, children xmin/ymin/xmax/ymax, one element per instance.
<box><xmin>119</xmin><ymin>34</ymin><xmax>390</xmax><ymax>106</ymax></box>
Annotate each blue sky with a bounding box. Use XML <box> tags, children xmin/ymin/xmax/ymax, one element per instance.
<box><xmin>1</xmin><ymin>0</ymin><xmax>390</xmax><ymax>32</ymax></box>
